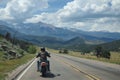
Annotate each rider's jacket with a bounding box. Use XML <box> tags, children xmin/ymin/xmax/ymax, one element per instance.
<box><xmin>36</xmin><ymin>51</ymin><xmax>50</xmax><ymax>61</ymax></box>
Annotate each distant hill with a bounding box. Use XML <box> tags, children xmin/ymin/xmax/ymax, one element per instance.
<box><xmin>97</xmin><ymin>40</ymin><xmax>120</xmax><ymax>51</ymax></box>
<box><xmin>82</xmin><ymin>31</ymin><xmax>120</xmax><ymax>40</ymax></box>
<box><xmin>63</xmin><ymin>38</ymin><xmax>120</xmax><ymax>52</ymax></box>
<box><xmin>1</xmin><ymin>21</ymin><xmax>120</xmax><ymax>52</ymax></box>
<box><xmin>64</xmin><ymin>37</ymin><xmax>85</xmax><ymax>45</ymax></box>
<box><xmin>0</xmin><ymin>25</ymin><xmax>64</xmax><ymax>48</ymax></box>
<box><xmin>1</xmin><ymin>21</ymin><xmax>119</xmax><ymax>43</ymax></box>
<box><xmin>73</xmin><ymin>29</ymin><xmax>120</xmax><ymax>40</ymax></box>
<box><xmin>0</xmin><ymin>26</ymin><xmax>93</xmax><ymax>51</ymax></box>
<box><xmin>0</xmin><ymin>25</ymin><xmax>16</xmax><ymax>36</ymax></box>
<box><xmin>62</xmin><ymin>37</ymin><xmax>92</xmax><ymax>52</ymax></box>
<box><xmin>0</xmin><ymin>25</ymin><xmax>120</xmax><ymax>52</ymax></box>
<box><xmin>12</xmin><ymin>22</ymin><xmax>76</xmax><ymax>40</ymax></box>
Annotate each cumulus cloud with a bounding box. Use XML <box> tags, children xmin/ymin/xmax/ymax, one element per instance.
<box><xmin>90</xmin><ymin>22</ymin><xmax>120</xmax><ymax>32</ymax></box>
<box><xmin>0</xmin><ymin>8</ymin><xmax>14</xmax><ymax>20</ymax></box>
<box><xmin>0</xmin><ymin>0</ymin><xmax>120</xmax><ymax>32</ymax></box>
<box><xmin>57</xmin><ymin>0</ymin><xmax>120</xmax><ymax>22</ymax></box>
<box><xmin>25</xmin><ymin>0</ymin><xmax>120</xmax><ymax>32</ymax></box>
<box><xmin>73</xmin><ymin>22</ymin><xmax>85</xmax><ymax>28</ymax></box>
<box><xmin>0</xmin><ymin>0</ymin><xmax>48</xmax><ymax>21</ymax></box>
<box><xmin>24</xmin><ymin>15</ymin><xmax>43</xmax><ymax>23</ymax></box>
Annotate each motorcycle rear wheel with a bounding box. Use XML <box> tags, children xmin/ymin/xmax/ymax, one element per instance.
<box><xmin>41</xmin><ymin>66</ymin><xmax>47</xmax><ymax>77</ymax></box>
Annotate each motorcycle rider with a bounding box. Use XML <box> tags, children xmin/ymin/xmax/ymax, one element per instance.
<box><xmin>36</xmin><ymin>47</ymin><xmax>51</xmax><ymax>72</ymax></box>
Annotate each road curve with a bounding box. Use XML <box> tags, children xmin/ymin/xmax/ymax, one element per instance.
<box><xmin>16</xmin><ymin>53</ymin><xmax>120</xmax><ymax>80</ymax></box>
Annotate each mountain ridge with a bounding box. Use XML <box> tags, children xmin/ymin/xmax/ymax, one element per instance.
<box><xmin>11</xmin><ymin>22</ymin><xmax>119</xmax><ymax>42</ymax></box>
<box><xmin>0</xmin><ymin>24</ymin><xmax>120</xmax><ymax>52</ymax></box>
<box><xmin>1</xmin><ymin>21</ymin><xmax>120</xmax><ymax>41</ymax></box>
<box><xmin>0</xmin><ymin>21</ymin><xmax>120</xmax><ymax>44</ymax></box>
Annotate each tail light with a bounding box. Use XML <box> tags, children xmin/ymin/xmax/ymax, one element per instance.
<box><xmin>41</xmin><ymin>62</ymin><xmax>47</xmax><ymax>66</ymax></box>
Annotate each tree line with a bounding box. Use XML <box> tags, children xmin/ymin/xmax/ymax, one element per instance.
<box><xmin>4</xmin><ymin>32</ymin><xmax>36</xmax><ymax>54</ymax></box>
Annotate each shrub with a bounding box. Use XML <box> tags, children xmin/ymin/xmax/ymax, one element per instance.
<box><xmin>101</xmin><ymin>50</ymin><xmax>111</xmax><ymax>59</ymax></box>
<box><xmin>95</xmin><ymin>46</ymin><xmax>111</xmax><ymax>59</ymax></box>
<box><xmin>59</xmin><ymin>49</ymin><xmax>69</xmax><ymax>54</ymax></box>
<box><xmin>28</xmin><ymin>45</ymin><xmax>36</xmax><ymax>54</ymax></box>
<box><xmin>63</xmin><ymin>49</ymin><xmax>69</xmax><ymax>54</ymax></box>
<box><xmin>59</xmin><ymin>50</ymin><xmax>62</xmax><ymax>53</ymax></box>
<box><xmin>18</xmin><ymin>49</ymin><xmax>24</xmax><ymax>56</ymax></box>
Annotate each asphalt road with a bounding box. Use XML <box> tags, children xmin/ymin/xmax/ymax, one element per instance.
<box><xmin>16</xmin><ymin>53</ymin><xmax>120</xmax><ymax>80</ymax></box>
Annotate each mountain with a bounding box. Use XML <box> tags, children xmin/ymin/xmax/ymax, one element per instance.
<box><xmin>10</xmin><ymin>22</ymin><xmax>116</xmax><ymax>43</ymax></box>
<box><xmin>97</xmin><ymin>40</ymin><xmax>120</xmax><ymax>51</ymax></box>
<box><xmin>64</xmin><ymin>37</ymin><xmax>85</xmax><ymax>45</ymax></box>
<box><xmin>63</xmin><ymin>37</ymin><xmax>120</xmax><ymax>52</ymax></box>
<box><xmin>1</xmin><ymin>21</ymin><xmax>120</xmax><ymax>44</ymax></box>
<box><xmin>0</xmin><ymin>24</ymin><xmax>120</xmax><ymax>52</ymax></box>
<box><xmin>0</xmin><ymin>25</ymin><xmax>29</xmax><ymax>40</ymax></box>
<box><xmin>0</xmin><ymin>25</ymin><xmax>14</xmax><ymax>35</ymax></box>
<box><xmin>75</xmin><ymin>29</ymin><xmax>120</xmax><ymax>40</ymax></box>
<box><xmin>0</xmin><ymin>25</ymin><xmax>64</xmax><ymax>48</ymax></box>
<box><xmin>1</xmin><ymin>21</ymin><xmax>120</xmax><ymax>42</ymax></box>
<box><xmin>0</xmin><ymin>25</ymin><xmax>95</xmax><ymax>51</ymax></box>
<box><xmin>61</xmin><ymin>37</ymin><xmax>92</xmax><ymax>52</ymax></box>
<box><xmin>12</xmin><ymin>22</ymin><xmax>75</xmax><ymax>40</ymax></box>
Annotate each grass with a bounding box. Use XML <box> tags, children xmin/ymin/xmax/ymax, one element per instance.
<box><xmin>0</xmin><ymin>51</ymin><xmax>4</xmax><ymax>60</ymax></box>
<box><xmin>0</xmin><ymin>35</ymin><xmax>37</xmax><ymax>80</ymax></box>
<box><xmin>48</xmin><ymin>48</ymin><xmax>120</xmax><ymax>65</ymax></box>
<box><xmin>47</xmin><ymin>48</ymin><xmax>58</xmax><ymax>54</ymax></box>
<box><xmin>68</xmin><ymin>51</ymin><xmax>120</xmax><ymax>65</ymax></box>
<box><xmin>0</xmin><ymin>53</ymin><xmax>35</xmax><ymax>80</ymax></box>
<box><xmin>110</xmin><ymin>52</ymin><xmax>120</xmax><ymax>64</ymax></box>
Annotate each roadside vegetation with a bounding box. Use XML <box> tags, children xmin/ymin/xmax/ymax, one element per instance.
<box><xmin>0</xmin><ymin>33</ymin><xmax>36</xmax><ymax>80</ymax></box>
<box><xmin>48</xmin><ymin>48</ymin><xmax>120</xmax><ymax>65</ymax></box>
<box><xmin>0</xmin><ymin>53</ymin><xmax>34</xmax><ymax>80</ymax></box>
<box><xmin>68</xmin><ymin>51</ymin><xmax>120</xmax><ymax>65</ymax></box>
<box><xmin>0</xmin><ymin>31</ymin><xmax>120</xmax><ymax>80</ymax></box>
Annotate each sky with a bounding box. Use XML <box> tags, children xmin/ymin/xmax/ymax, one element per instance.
<box><xmin>0</xmin><ymin>0</ymin><xmax>120</xmax><ymax>32</ymax></box>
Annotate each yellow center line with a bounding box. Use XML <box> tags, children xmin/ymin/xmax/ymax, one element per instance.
<box><xmin>52</xmin><ymin>57</ymin><xmax>100</xmax><ymax>80</ymax></box>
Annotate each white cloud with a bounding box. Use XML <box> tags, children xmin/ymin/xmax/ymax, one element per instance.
<box><xmin>24</xmin><ymin>15</ymin><xmax>42</xmax><ymax>23</ymax></box>
<box><xmin>57</xmin><ymin>0</ymin><xmax>120</xmax><ymax>22</ymax></box>
<box><xmin>0</xmin><ymin>0</ymin><xmax>48</xmax><ymax>21</ymax></box>
<box><xmin>0</xmin><ymin>8</ymin><xmax>14</xmax><ymax>20</ymax></box>
<box><xmin>25</xmin><ymin>0</ymin><xmax>120</xmax><ymax>32</ymax></box>
<box><xmin>58</xmin><ymin>0</ymin><xmax>120</xmax><ymax>32</ymax></box>
<box><xmin>73</xmin><ymin>22</ymin><xmax>85</xmax><ymax>28</ymax></box>
<box><xmin>24</xmin><ymin>12</ymin><xmax>57</xmax><ymax>24</ymax></box>
<box><xmin>90</xmin><ymin>22</ymin><xmax>120</xmax><ymax>32</ymax></box>
<box><xmin>0</xmin><ymin>0</ymin><xmax>120</xmax><ymax>32</ymax></box>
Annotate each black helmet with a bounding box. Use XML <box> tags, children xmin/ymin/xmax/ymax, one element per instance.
<box><xmin>41</xmin><ymin>47</ymin><xmax>45</xmax><ymax>51</ymax></box>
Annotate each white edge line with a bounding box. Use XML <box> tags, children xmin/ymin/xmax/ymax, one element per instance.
<box><xmin>16</xmin><ymin>58</ymin><xmax>37</xmax><ymax>80</ymax></box>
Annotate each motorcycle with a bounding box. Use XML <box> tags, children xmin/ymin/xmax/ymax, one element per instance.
<box><xmin>40</xmin><ymin>61</ymin><xmax>48</xmax><ymax>77</ymax></box>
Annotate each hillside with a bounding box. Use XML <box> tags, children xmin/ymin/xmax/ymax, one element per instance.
<box><xmin>1</xmin><ymin>21</ymin><xmax>118</xmax><ymax>42</ymax></box>
<box><xmin>0</xmin><ymin>34</ymin><xmax>33</xmax><ymax>60</ymax></box>
<box><xmin>0</xmin><ymin>25</ymin><xmax>29</xmax><ymax>40</ymax></box>
<box><xmin>0</xmin><ymin>36</ymin><xmax>22</xmax><ymax>60</ymax></box>
<box><xmin>0</xmin><ymin>25</ymin><xmax>119</xmax><ymax>52</ymax></box>
<box><xmin>0</xmin><ymin>34</ymin><xmax>36</xmax><ymax>80</ymax></box>
<box><xmin>14</xmin><ymin>22</ymin><xmax>116</xmax><ymax>42</ymax></box>
<box><xmin>0</xmin><ymin>25</ymin><xmax>101</xmax><ymax>49</ymax></box>
<box><xmin>63</xmin><ymin>37</ymin><xmax>92</xmax><ymax>52</ymax></box>
<box><xmin>79</xmin><ymin>31</ymin><xmax>120</xmax><ymax>40</ymax></box>
<box><xmin>0</xmin><ymin>25</ymin><xmax>16</xmax><ymax>36</ymax></box>
<box><xmin>97</xmin><ymin>40</ymin><xmax>120</xmax><ymax>51</ymax></box>
<box><xmin>1</xmin><ymin>23</ymin><xmax>120</xmax><ymax>52</ymax></box>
